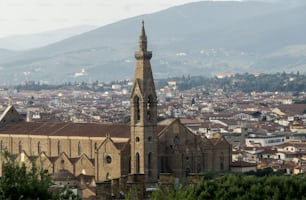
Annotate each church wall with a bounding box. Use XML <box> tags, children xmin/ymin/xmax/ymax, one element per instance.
<box><xmin>69</xmin><ymin>138</ymin><xmax>91</xmax><ymax>158</ymax></box>
<box><xmin>53</xmin><ymin>153</ymin><xmax>74</xmax><ymax>174</ymax></box>
<box><xmin>91</xmin><ymin>139</ymin><xmax>102</xmax><ymax>159</ymax></box>
<box><xmin>49</xmin><ymin>137</ymin><xmax>71</xmax><ymax>157</ymax></box>
<box><xmin>130</xmin><ymin>126</ymin><xmax>145</xmax><ymax>174</ymax></box>
<box><xmin>0</xmin><ymin>135</ymin><xmax>11</xmax><ymax>152</ymax></box>
<box><xmin>203</xmin><ymin>149</ymin><xmax>214</xmax><ymax>172</ymax></box>
<box><xmin>15</xmin><ymin>152</ymin><xmax>32</xmax><ymax>171</ymax></box>
<box><xmin>35</xmin><ymin>153</ymin><xmax>53</xmax><ymax>173</ymax></box>
<box><xmin>0</xmin><ymin>134</ymin><xmax>104</xmax><ymax>160</ymax></box>
<box><xmin>212</xmin><ymin>144</ymin><xmax>232</xmax><ymax>171</ymax></box>
<box><xmin>10</xmin><ymin>135</ymin><xmax>30</xmax><ymax>155</ymax></box>
<box><xmin>29</xmin><ymin>136</ymin><xmax>49</xmax><ymax>155</ymax></box>
<box><xmin>158</xmin><ymin>120</ymin><xmax>203</xmax><ymax>177</ymax></box>
<box><xmin>131</xmin><ymin>125</ymin><xmax>159</xmax><ymax>180</ymax></box>
<box><xmin>74</xmin><ymin>155</ymin><xmax>95</xmax><ymax>176</ymax></box>
<box><xmin>96</xmin><ymin>139</ymin><xmax>122</xmax><ymax>182</ymax></box>
<box><xmin>158</xmin><ymin>120</ymin><xmax>231</xmax><ymax>178</ymax></box>
<box><xmin>120</xmin><ymin>145</ymin><xmax>131</xmax><ymax>177</ymax></box>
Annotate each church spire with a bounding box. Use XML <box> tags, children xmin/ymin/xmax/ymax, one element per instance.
<box><xmin>133</xmin><ymin>21</ymin><xmax>153</xmax><ymax>82</ymax></box>
<box><xmin>139</xmin><ymin>20</ymin><xmax>147</xmax><ymax>52</ymax></box>
<box><xmin>130</xmin><ymin>21</ymin><xmax>158</xmax><ymax>182</ymax></box>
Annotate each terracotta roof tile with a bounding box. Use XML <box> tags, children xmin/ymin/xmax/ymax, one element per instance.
<box><xmin>0</xmin><ymin>121</ymin><xmax>167</xmax><ymax>139</ymax></box>
<box><xmin>277</xmin><ymin>104</ymin><xmax>306</xmax><ymax>115</ymax></box>
<box><xmin>0</xmin><ymin>121</ymin><xmax>130</xmax><ymax>138</ymax></box>
<box><xmin>231</xmin><ymin>161</ymin><xmax>257</xmax><ymax>167</ymax></box>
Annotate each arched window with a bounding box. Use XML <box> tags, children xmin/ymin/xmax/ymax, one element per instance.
<box><xmin>60</xmin><ymin>159</ymin><xmax>65</xmax><ymax>169</ymax></box>
<box><xmin>78</xmin><ymin>141</ymin><xmax>82</xmax><ymax>156</ymax></box>
<box><xmin>196</xmin><ymin>156</ymin><xmax>202</xmax><ymax>173</ymax></box>
<box><xmin>38</xmin><ymin>142</ymin><xmax>41</xmax><ymax>154</ymax></box>
<box><xmin>57</xmin><ymin>141</ymin><xmax>61</xmax><ymax>155</ymax></box>
<box><xmin>203</xmin><ymin>153</ymin><xmax>207</xmax><ymax>171</ymax></box>
<box><xmin>147</xmin><ymin>95</ymin><xmax>153</xmax><ymax>121</ymax></box>
<box><xmin>148</xmin><ymin>152</ymin><xmax>152</xmax><ymax>176</ymax></box>
<box><xmin>220</xmin><ymin>152</ymin><xmax>224</xmax><ymax>171</ymax></box>
<box><xmin>128</xmin><ymin>156</ymin><xmax>131</xmax><ymax>173</ymax></box>
<box><xmin>147</xmin><ymin>95</ymin><xmax>152</xmax><ymax>110</ymax></box>
<box><xmin>136</xmin><ymin>152</ymin><xmax>140</xmax><ymax>173</ymax></box>
<box><xmin>134</xmin><ymin>96</ymin><xmax>140</xmax><ymax>121</ymax></box>
<box><xmin>18</xmin><ymin>141</ymin><xmax>22</xmax><ymax>153</ymax></box>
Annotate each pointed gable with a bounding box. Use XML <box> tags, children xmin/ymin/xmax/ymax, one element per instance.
<box><xmin>15</xmin><ymin>150</ymin><xmax>32</xmax><ymax>170</ymax></box>
<box><xmin>130</xmin><ymin>79</ymin><xmax>143</xmax><ymax>99</ymax></box>
<box><xmin>35</xmin><ymin>151</ymin><xmax>53</xmax><ymax>173</ymax></box>
<box><xmin>97</xmin><ymin>135</ymin><xmax>121</xmax><ymax>153</ymax></box>
<box><xmin>210</xmin><ymin>135</ymin><xmax>231</xmax><ymax>148</ymax></box>
<box><xmin>158</xmin><ymin>118</ymin><xmax>196</xmax><ymax>140</ymax></box>
<box><xmin>158</xmin><ymin>118</ymin><xmax>204</xmax><ymax>153</ymax></box>
<box><xmin>0</xmin><ymin>105</ymin><xmax>22</xmax><ymax>127</ymax></box>
<box><xmin>96</xmin><ymin>135</ymin><xmax>126</xmax><ymax>181</ymax></box>
<box><xmin>74</xmin><ymin>153</ymin><xmax>95</xmax><ymax>176</ymax></box>
<box><xmin>53</xmin><ymin>152</ymin><xmax>73</xmax><ymax>174</ymax></box>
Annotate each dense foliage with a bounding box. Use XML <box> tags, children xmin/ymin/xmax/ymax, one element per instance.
<box><xmin>173</xmin><ymin>72</ymin><xmax>306</xmax><ymax>92</ymax></box>
<box><xmin>0</xmin><ymin>152</ymin><xmax>53</xmax><ymax>199</ymax></box>
<box><xmin>0</xmin><ymin>151</ymin><xmax>80</xmax><ymax>200</ymax></box>
<box><xmin>151</xmin><ymin>173</ymin><xmax>306</xmax><ymax>200</ymax></box>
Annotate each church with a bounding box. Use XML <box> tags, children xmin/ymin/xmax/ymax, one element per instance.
<box><xmin>0</xmin><ymin>22</ymin><xmax>231</xmax><ymax>198</ymax></box>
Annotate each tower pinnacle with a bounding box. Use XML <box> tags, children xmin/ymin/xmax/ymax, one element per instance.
<box><xmin>135</xmin><ymin>21</ymin><xmax>151</xmax><ymax>60</ymax></box>
<box><xmin>139</xmin><ymin>20</ymin><xmax>147</xmax><ymax>52</ymax></box>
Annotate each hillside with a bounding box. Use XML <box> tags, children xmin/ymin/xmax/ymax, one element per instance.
<box><xmin>0</xmin><ymin>25</ymin><xmax>97</xmax><ymax>50</ymax></box>
<box><xmin>0</xmin><ymin>0</ymin><xmax>306</xmax><ymax>84</ymax></box>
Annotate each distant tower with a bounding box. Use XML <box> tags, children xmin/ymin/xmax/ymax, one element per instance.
<box><xmin>130</xmin><ymin>21</ymin><xmax>158</xmax><ymax>182</ymax></box>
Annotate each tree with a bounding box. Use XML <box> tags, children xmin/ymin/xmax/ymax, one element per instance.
<box><xmin>151</xmin><ymin>173</ymin><xmax>306</xmax><ymax>200</ymax></box>
<box><xmin>0</xmin><ymin>151</ymin><xmax>53</xmax><ymax>199</ymax></box>
<box><xmin>0</xmin><ymin>151</ymin><xmax>80</xmax><ymax>200</ymax></box>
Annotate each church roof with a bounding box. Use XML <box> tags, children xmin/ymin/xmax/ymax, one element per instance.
<box><xmin>0</xmin><ymin>121</ymin><xmax>130</xmax><ymax>138</ymax></box>
<box><xmin>114</xmin><ymin>142</ymin><xmax>129</xmax><ymax>150</ymax></box>
<box><xmin>0</xmin><ymin>105</ymin><xmax>12</xmax><ymax>121</ymax></box>
<box><xmin>0</xmin><ymin>121</ymin><xmax>167</xmax><ymax>138</ymax></box>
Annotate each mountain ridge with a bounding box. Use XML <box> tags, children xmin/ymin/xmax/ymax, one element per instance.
<box><xmin>0</xmin><ymin>0</ymin><xmax>306</xmax><ymax>84</ymax></box>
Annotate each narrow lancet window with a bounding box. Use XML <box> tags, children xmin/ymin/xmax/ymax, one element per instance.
<box><xmin>58</xmin><ymin>141</ymin><xmax>61</xmax><ymax>155</ymax></box>
<box><xmin>135</xmin><ymin>96</ymin><xmax>140</xmax><ymax>121</ymax></box>
<box><xmin>78</xmin><ymin>141</ymin><xmax>82</xmax><ymax>156</ymax></box>
<box><xmin>148</xmin><ymin>152</ymin><xmax>152</xmax><ymax>176</ymax></box>
<box><xmin>136</xmin><ymin>152</ymin><xmax>140</xmax><ymax>173</ymax></box>
<box><xmin>18</xmin><ymin>141</ymin><xmax>22</xmax><ymax>153</ymax></box>
<box><xmin>38</xmin><ymin>142</ymin><xmax>41</xmax><ymax>154</ymax></box>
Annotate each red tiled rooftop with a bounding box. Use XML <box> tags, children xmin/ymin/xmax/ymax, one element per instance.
<box><xmin>0</xmin><ymin>121</ymin><xmax>167</xmax><ymax>138</ymax></box>
<box><xmin>277</xmin><ymin>104</ymin><xmax>306</xmax><ymax>115</ymax></box>
<box><xmin>231</xmin><ymin>161</ymin><xmax>257</xmax><ymax>167</ymax></box>
<box><xmin>0</xmin><ymin>122</ymin><xmax>130</xmax><ymax>138</ymax></box>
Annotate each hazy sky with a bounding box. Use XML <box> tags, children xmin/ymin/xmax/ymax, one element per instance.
<box><xmin>0</xmin><ymin>0</ymin><xmax>204</xmax><ymax>38</ymax></box>
<box><xmin>0</xmin><ymin>0</ymin><xmax>247</xmax><ymax>38</ymax></box>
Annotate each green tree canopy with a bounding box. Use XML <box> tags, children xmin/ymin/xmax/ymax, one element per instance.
<box><xmin>0</xmin><ymin>151</ymin><xmax>80</xmax><ymax>200</ymax></box>
<box><xmin>151</xmin><ymin>173</ymin><xmax>306</xmax><ymax>200</ymax></box>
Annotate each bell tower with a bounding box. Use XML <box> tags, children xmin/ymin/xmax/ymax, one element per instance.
<box><xmin>130</xmin><ymin>21</ymin><xmax>158</xmax><ymax>182</ymax></box>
